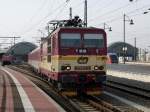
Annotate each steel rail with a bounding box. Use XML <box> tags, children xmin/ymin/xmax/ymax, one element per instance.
<box><xmin>105</xmin><ymin>80</ymin><xmax>150</xmax><ymax>99</ymax></box>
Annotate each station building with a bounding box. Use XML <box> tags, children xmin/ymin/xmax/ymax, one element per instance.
<box><xmin>5</xmin><ymin>42</ymin><xmax>37</xmax><ymax>62</ymax></box>
<box><xmin>108</xmin><ymin>42</ymin><xmax>138</xmax><ymax>61</ymax></box>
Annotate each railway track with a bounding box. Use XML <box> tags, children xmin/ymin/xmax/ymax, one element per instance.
<box><xmin>68</xmin><ymin>95</ymin><xmax>144</xmax><ymax>112</ymax></box>
<box><xmin>70</xmin><ymin>99</ymin><xmax>116</xmax><ymax>112</ymax></box>
<box><xmin>7</xmin><ymin>65</ymin><xmax>144</xmax><ymax>112</ymax></box>
<box><xmin>105</xmin><ymin>80</ymin><xmax>150</xmax><ymax>99</ymax></box>
<box><xmin>62</xmin><ymin>93</ymin><xmax>124</xmax><ymax>112</ymax></box>
<box><xmin>68</xmin><ymin>95</ymin><xmax>123</xmax><ymax>112</ymax></box>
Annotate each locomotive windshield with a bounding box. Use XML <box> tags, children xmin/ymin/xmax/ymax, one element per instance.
<box><xmin>84</xmin><ymin>34</ymin><xmax>104</xmax><ymax>48</ymax></box>
<box><xmin>61</xmin><ymin>33</ymin><xmax>81</xmax><ymax>47</ymax></box>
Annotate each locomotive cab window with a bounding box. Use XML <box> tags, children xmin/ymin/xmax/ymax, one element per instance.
<box><xmin>61</xmin><ymin>33</ymin><xmax>81</xmax><ymax>47</ymax></box>
<box><xmin>84</xmin><ymin>34</ymin><xmax>104</xmax><ymax>48</ymax></box>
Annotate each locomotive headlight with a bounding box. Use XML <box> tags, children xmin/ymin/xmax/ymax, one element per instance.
<box><xmin>66</xmin><ymin>66</ymin><xmax>71</xmax><ymax>70</ymax></box>
<box><xmin>94</xmin><ymin>66</ymin><xmax>99</xmax><ymax>70</ymax></box>
<box><xmin>61</xmin><ymin>66</ymin><xmax>71</xmax><ymax>71</ymax></box>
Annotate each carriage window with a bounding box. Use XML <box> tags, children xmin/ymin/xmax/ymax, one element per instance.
<box><xmin>84</xmin><ymin>34</ymin><xmax>104</xmax><ymax>48</ymax></box>
<box><xmin>61</xmin><ymin>33</ymin><xmax>81</xmax><ymax>47</ymax></box>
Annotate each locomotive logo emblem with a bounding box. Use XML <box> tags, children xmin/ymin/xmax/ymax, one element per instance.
<box><xmin>77</xmin><ymin>57</ymin><xmax>88</xmax><ymax>64</ymax></box>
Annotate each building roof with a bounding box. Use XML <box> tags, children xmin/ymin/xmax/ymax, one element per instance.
<box><xmin>108</xmin><ymin>41</ymin><xmax>138</xmax><ymax>57</ymax></box>
<box><xmin>6</xmin><ymin>42</ymin><xmax>37</xmax><ymax>55</ymax></box>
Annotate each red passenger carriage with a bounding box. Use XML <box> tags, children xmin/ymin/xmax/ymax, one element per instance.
<box><xmin>1</xmin><ymin>54</ymin><xmax>13</xmax><ymax>66</ymax></box>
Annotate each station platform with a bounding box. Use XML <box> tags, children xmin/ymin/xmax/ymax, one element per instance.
<box><xmin>0</xmin><ymin>66</ymin><xmax>65</xmax><ymax>112</ymax></box>
<box><xmin>125</xmin><ymin>61</ymin><xmax>150</xmax><ymax>66</ymax></box>
<box><xmin>107</xmin><ymin>64</ymin><xmax>150</xmax><ymax>90</ymax></box>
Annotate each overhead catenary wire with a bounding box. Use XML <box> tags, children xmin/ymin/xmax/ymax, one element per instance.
<box><xmin>73</xmin><ymin>0</ymin><xmax>113</xmax><ymax>16</ymax></box>
<box><xmin>88</xmin><ymin>0</ymin><xmax>145</xmax><ymax>23</ymax></box>
<box><xmin>90</xmin><ymin>0</ymin><xmax>150</xmax><ymax>25</ymax></box>
<box><xmin>25</xmin><ymin>0</ymin><xmax>48</xmax><ymax>24</ymax></box>
<box><xmin>68</xmin><ymin>0</ymin><xmax>114</xmax><ymax>25</ymax></box>
<box><xmin>54</xmin><ymin>1</ymin><xmax>70</xmax><ymax>20</ymax></box>
<box><xmin>89</xmin><ymin>2</ymin><xmax>132</xmax><ymax>23</ymax></box>
<box><xmin>93</xmin><ymin>4</ymin><xmax>150</xmax><ymax>27</ymax></box>
<box><xmin>127</xmin><ymin>4</ymin><xmax>150</xmax><ymax>15</ymax></box>
<box><xmin>71</xmin><ymin>0</ymin><xmax>83</xmax><ymax>9</ymax></box>
<box><xmin>19</xmin><ymin>0</ymin><xmax>49</xmax><ymax>35</ymax></box>
<box><xmin>88</xmin><ymin>0</ymin><xmax>114</xmax><ymax>14</ymax></box>
<box><xmin>20</xmin><ymin>0</ymin><xmax>131</xmax><ymax>36</ymax></box>
<box><xmin>20</xmin><ymin>0</ymin><xmax>70</xmax><ymax>36</ymax></box>
<box><xmin>18</xmin><ymin>0</ymin><xmax>150</xmax><ymax>49</ymax></box>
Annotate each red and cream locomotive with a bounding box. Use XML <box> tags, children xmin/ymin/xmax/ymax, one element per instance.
<box><xmin>28</xmin><ymin>17</ymin><xmax>107</xmax><ymax>96</ymax></box>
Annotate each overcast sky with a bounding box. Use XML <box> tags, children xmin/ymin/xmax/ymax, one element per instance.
<box><xmin>0</xmin><ymin>0</ymin><xmax>150</xmax><ymax>50</ymax></box>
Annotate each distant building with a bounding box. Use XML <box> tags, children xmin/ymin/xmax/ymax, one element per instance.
<box><xmin>108</xmin><ymin>42</ymin><xmax>138</xmax><ymax>62</ymax></box>
<box><xmin>5</xmin><ymin>42</ymin><xmax>37</xmax><ymax>62</ymax></box>
<box><xmin>138</xmin><ymin>48</ymin><xmax>150</xmax><ymax>62</ymax></box>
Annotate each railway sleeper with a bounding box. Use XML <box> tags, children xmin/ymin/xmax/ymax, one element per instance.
<box><xmin>87</xmin><ymin>100</ymin><xmax>114</xmax><ymax>112</ymax></box>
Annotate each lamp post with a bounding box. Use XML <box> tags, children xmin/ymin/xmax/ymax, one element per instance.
<box><xmin>104</xmin><ymin>23</ymin><xmax>112</xmax><ymax>31</ymax></box>
<box><xmin>122</xmin><ymin>46</ymin><xmax>127</xmax><ymax>62</ymax></box>
<box><xmin>134</xmin><ymin>37</ymin><xmax>136</xmax><ymax>61</ymax></box>
<box><xmin>148</xmin><ymin>46</ymin><xmax>150</xmax><ymax>62</ymax></box>
<box><xmin>84</xmin><ymin>0</ymin><xmax>87</xmax><ymax>27</ymax></box>
<box><xmin>123</xmin><ymin>14</ymin><xmax>134</xmax><ymax>64</ymax></box>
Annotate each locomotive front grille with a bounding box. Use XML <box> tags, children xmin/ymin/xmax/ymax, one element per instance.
<box><xmin>74</xmin><ymin>66</ymin><xmax>91</xmax><ymax>70</ymax></box>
